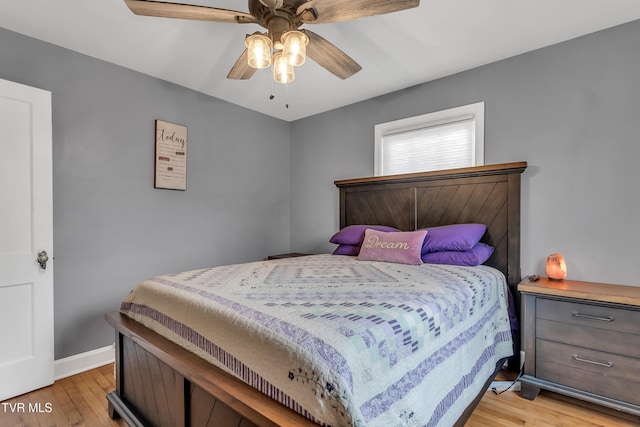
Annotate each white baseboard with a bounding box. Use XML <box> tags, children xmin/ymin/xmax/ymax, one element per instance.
<box><xmin>54</xmin><ymin>343</ymin><xmax>115</xmax><ymax>380</ymax></box>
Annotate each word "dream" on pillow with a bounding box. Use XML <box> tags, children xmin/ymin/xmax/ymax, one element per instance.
<box><xmin>357</xmin><ymin>229</ymin><xmax>427</xmax><ymax>265</ymax></box>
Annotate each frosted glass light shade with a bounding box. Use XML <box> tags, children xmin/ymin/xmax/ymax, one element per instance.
<box><xmin>282</xmin><ymin>30</ymin><xmax>309</xmax><ymax>66</ymax></box>
<box><xmin>273</xmin><ymin>52</ymin><xmax>294</xmax><ymax>83</ymax></box>
<box><xmin>245</xmin><ymin>33</ymin><xmax>272</xmax><ymax>69</ymax></box>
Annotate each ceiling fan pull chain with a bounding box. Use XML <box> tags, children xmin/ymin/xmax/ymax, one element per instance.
<box><xmin>270</xmin><ymin>74</ymin><xmax>275</xmax><ymax>100</ymax></box>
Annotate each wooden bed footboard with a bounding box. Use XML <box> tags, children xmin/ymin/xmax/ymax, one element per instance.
<box><xmin>106</xmin><ymin>311</ymin><xmax>506</xmax><ymax>427</ymax></box>
<box><xmin>105</xmin><ymin>311</ymin><xmax>317</xmax><ymax>427</ymax></box>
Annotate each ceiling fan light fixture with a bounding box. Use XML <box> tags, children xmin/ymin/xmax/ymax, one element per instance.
<box><xmin>273</xmin><ymin>52</ymin><xmax>295</xmax><ymax>83</ymax></box>
<box><xmin>245</xmin><ymin>33</ymin><xmax>273</xmax><ymax>69</ymax></box>
<box><xmin>125</xmin><ymin>0</ymin><xmax>414</xmax><ymax>81</ymax></box>
<box><xmin>282</xmin><ymin>30</ymin><xmax>309</xmax><ymax>66</ymax></box>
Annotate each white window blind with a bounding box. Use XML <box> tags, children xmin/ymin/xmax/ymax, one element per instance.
<box><xmin>381</xmin><ymin>118</ymin><xmax>474</xmax><ymax>175</ymax></box>
<box><xmin>374</xmin><ymin>102</ymin><xmax>484</xmax><ymax>176</ymax></box>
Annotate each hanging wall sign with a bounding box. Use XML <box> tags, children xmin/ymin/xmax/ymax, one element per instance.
<box><xmin>154</xmin><ymin>119</ymin><xmax>187</xmax><ymax>190</ymax></box>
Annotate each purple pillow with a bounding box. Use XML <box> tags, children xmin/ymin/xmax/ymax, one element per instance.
<box><xmin>422</xmin><ymin>243</ymin><xmax>494</xmax><ymax>266</ymax></box>
<box><xmin>332</xmin><ymin>245</ymin><xmax>360</xmax><ymax>256</ymax></box>
<box><xmin>357</xmin><ymin>229</ymin><xmax>428</xmax><ymax>265</ymax></box>
<box><xmin>421</xmin><ymin>223</ymin><xmax>487</xmax><ymax>254</ymax></box>
<box><xmin>330</xmin><ymin>225</ymin><xmax>400</xmax><ymax>246</ymax></box>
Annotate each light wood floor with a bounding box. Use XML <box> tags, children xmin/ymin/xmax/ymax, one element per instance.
<box><xmin>1</xmin><ymin>364</ymin><xmax>637</xmax><ymax>426</ymax></box>
<box><xmin>467</xmin><ymin>384</ymin><xmax>639</xmax><ymax>427</ymax></box>
<box><xmin>0</xmin><ymin>364</ymin><xmax>125</xmax><ymax>427</ymax></box>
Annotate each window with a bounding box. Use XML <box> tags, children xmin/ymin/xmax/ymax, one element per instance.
<box><xmin>374</xmin><ymin>102</ymin><xmax>484</xmax><ymax>176</ymax></box>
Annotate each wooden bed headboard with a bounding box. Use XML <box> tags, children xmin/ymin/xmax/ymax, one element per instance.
<box><xmin>334</xmin><ymin>162</ymin><xmax>527</xmax><ymax>290</ymax></box>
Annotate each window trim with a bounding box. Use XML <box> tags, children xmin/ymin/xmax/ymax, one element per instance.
<box><xmin>374</xmin><ymin>102</ymin><xmax>485</xmax><ymax>176</ymax></box>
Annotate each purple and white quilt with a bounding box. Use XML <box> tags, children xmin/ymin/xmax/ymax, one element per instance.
<box><xmin>120</xmin><ymin>254</ymin><xmax>513</xmax><ymax>426</ymax></box>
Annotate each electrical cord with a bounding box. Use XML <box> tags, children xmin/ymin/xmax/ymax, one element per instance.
<box><xmin>491</xmin><ymin>368</ymin><xmax>523</xmax><ymax>395</ymax></box>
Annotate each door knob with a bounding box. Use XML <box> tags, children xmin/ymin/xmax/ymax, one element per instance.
<box><xmin>37</xmin><ymin>250</ymin><xmax>49</xmax><ymax>270</ymax></box>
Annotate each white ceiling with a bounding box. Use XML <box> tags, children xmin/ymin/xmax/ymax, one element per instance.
<box><xmin>2</xmin><ymin>1</ymin><xmax>640</xmax><ymax>121</ymax></box>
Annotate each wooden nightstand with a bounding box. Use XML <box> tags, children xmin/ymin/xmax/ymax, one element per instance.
<box><xmin>518</xmin><ymin>277</ymin><xmax>640</xmax><ymax>416</ymax></box>
<box><xmin>266</xmin><ymin>253</ymin><xmax>311</xmax><ymax>260</ymax></box>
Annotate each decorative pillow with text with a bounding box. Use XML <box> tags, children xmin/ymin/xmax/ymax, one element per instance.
<box><xmin>357</xmin><ymin>229</ymin><xmax>427</xmax><ymax>265</ymax></box>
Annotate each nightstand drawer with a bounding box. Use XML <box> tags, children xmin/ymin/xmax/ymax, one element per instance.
<box><xmin>537</xmin><ymin>318</ymin><xmax>640</xmax><ymax>358</ymax></box>
<box><xmin>537</xmin><ymin>339</ymin><xmax>640</xmax><ymax>406</ymax></box>
<box><xmin>537</xmin><ymin>298</ymin><xmax>640</xmax><ymax>334</ymax></box>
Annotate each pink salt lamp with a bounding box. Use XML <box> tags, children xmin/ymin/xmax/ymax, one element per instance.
<box><xmin>546</xmin><ymin>253</ymin><xmax>567</xmax><ymax>280</ymax></box>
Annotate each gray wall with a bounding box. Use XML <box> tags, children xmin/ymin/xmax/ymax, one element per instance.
<box><xmin>290</xmin><ymin>19</ymin><xmax>640</xmax><ymax>287</ymax></box>
<box><xmin>1</xmin><ymin>28</ymin><xmax>291</xmax><ymax>359</ymax></box>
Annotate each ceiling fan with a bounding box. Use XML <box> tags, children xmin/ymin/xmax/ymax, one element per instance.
<box><xmin>123</xmin><ymin>0</ymin><xmax>420</xmax><ymax>82</ymax></box>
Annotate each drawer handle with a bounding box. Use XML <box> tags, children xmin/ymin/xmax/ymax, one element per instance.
<box><xmin>571</xmin><ymin>311</ymin><xmax>614</xmax><ymax>322</ymax></box>
<box><xmin>572</xmin><ymin>354</ymin><xmax>613</xmax><ymax>368</ymax></box>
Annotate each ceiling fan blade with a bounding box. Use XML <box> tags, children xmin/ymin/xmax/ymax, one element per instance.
<box><xmin>124</xmin><ymin>0</ymin><xmax>257</xmax><ymax>24</ymax></box>
<box><xmin>298</xmin><ymin>0</ymin><xmax>419</xmax><ymax>24</ymax></box>
<box><xmin>227</xmin><ymin>49</ymin><xmax>258</xmax><ymax>80</ymax></box>
<box><xmin>304</xmin><ymin>30</ymin><xmax>362</xmax><ymax>80</ymax></box>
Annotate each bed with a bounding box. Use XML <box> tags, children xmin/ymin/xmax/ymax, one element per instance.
<box><xmin>106</xmin><ymin>161</ymin><xmax>527</xmax><ymax>427</ymax></box>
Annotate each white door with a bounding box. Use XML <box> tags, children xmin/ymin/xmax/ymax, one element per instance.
<box><xmin>0</xmin><ymin>78</ymin><xmax>53</xmax><ymax>400</ymax></box>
